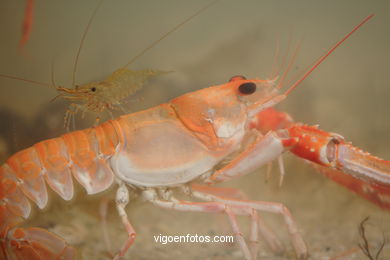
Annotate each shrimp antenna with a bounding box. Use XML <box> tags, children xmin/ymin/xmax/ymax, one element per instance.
<box><xmin>72</xmin><ymin>0</ymin><xmax>104</xmax><ymax>86</ymax></box>
<box><xmin>275</xmin><ymin>32</ymin><xmax>293</xmax><ymax>80</ymax></box>
<box><xmin>122</xmin><ymin>0</ymin><xmax>219</xmax><ymax>69</ymax></box>
<box><xmin>284</xmin><ymin>14</ymin><xmax>374</xmax><ymax>96</ymax></box>
<box><xmin>276</xmin><ymin>41</ymin><xmax>301</xmax><ymax>90</ymax></box>
<box><xmin>0</xmin><ymin>73</ymin><xmax>53</xmax><ymax>88</ymax></box>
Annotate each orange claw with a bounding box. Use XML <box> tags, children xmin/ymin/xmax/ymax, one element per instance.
<box><xmin>287</xmin><ymin>124</ymin><xmax>390</xmax><ymax>209</ymax></box>
<box><xmin>313</xmin><ymin>165</ymin><xmax>390</xmax><ymax>210</ymax></box>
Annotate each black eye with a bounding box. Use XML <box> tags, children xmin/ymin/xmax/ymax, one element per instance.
<box><xmin>238</xmin><ymin>82</ymin><xmax>256</xmax><ymax>95</ymax></box>
<box><xmin>91</xmin><ymin>87</ymin><xmax>96</xmax><ymax>92</ymax></box>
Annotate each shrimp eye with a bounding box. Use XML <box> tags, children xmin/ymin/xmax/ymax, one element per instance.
<box><xmin>91</xmin><ymin>87</ymin><xmax>96</xmax><ymax>92</ymax></box>
<box><xmin>238</xmin><ymin>82</ymin><xmax>256</xmax><ymax>95</ymax></box>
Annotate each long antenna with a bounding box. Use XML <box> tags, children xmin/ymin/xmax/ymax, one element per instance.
<box><xmin>0</xmin><ymin>73</ymin><xmax>53</xmax><ymax>88</ymax></box>
<box><xmin>284</xmin><ymin>14</ymin><xmax>374</xmax><ymax>96</ymax></box>
<box><xmin>72</xmin><ymin>0</ymin><xmax>104</xmax><ymax>86</ymax></box>
<box><xmin>276</xmin><ymin>42</ymin><xmax>301</xmax><ymax>90</ymax></box>
<box><xmin>122</xmin><ymin>0</ymin><xmax>219</xmax><ymax>69</ymax></box>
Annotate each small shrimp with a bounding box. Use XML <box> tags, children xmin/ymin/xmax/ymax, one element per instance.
<box><xmin>2</xmin><ymin>0</ymin><xmax>218</xmax><ymax>130</ymax></box>
<box><xmin>58</xmin><ymin>68</ymin><xmax>170</xmax><ymax>129</ymax></box>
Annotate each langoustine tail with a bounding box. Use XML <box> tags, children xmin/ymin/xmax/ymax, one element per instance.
<box><xmin>6</xmin><ymin>227</ymin><xmax>76</xmax><ymax>260</ymax></box>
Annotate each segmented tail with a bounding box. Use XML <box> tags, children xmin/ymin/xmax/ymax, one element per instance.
<box><xmin>0</xmin><ymin>120</ymin><xmax>119</xmax><ymax>259</ymax></box>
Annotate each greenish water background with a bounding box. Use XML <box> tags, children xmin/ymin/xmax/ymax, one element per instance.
<box><xmin>0</xmin><ymin>0</ymin><xmax>389</xmax><ymax>259</ymax></box>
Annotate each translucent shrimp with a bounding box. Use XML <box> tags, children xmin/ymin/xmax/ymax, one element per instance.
<box><xmin>59</xmin><ymin>0</ymin><xmax>218</xmax><ymax>129</ymax></box>
<box><xmin>1</xmin><ymin>0</ymin><xmax>218</xmax><ymax>130</ymax></box>
<box><xmin>58</xmin><ymin>68</ymin><xmax>170</xmax><ymax>129</ymax></box>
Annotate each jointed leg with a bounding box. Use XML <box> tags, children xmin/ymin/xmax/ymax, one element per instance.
<box><xmin>191</xmin><ymin>184</ymin><xmax>283</xmax><ymax>254</ymax></box>
<box><xmin>144</xmin><ymin>189</ymin><xmax>305</xmax><ymax>259</ymax></box>
<box><xmin>113</xmin><ymin>183</ymin><xmax>136</xmax><ymax>260</ymax></box>
<box><xmin>248</xmin><ymin>209</ymin><xmax>259</xmax><ymax>259</ymax></box>
<box><xmin>277</xmin><ymin>155</ymin><xmax>286</xmax><ymax>187</ymax></box>
<box><xmin>191</xmin><ymin>191</ymin><xmax>307</xmax><ymax>260</ymax></box>
<box><xmin>225</xmin><ymin>205</ymin><xmax>251</xmax><ymax>260</ymax></box>
<box><xmin>206</xmin><ymin>131</ymin><xmax>290</xmax><ymax>183</ymax></box>
<box><xmin>143</xmin><ymin>190</ymin><xmax>253</xmax><ymax>259</ymax></box>
<box><xmin>64</xmin><ymin>103</ymin><xmax>81</xmax><ymax>131</ymax></box>
<box><xmin>191</xmin><ymin>183</ymin><xmax>247</xmax><ymax>200</ymax></box>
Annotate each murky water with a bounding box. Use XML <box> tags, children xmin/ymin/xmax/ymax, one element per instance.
<box><xmin>0</xmin><ymin>0</ymin><xmax>389</xmax><ymax>259</ymax></box>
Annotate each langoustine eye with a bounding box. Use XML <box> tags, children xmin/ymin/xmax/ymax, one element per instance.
<box><xmin>238</xmin><ymin>82</ymin><xmax>256</xmax><ymax>95</ymax></box>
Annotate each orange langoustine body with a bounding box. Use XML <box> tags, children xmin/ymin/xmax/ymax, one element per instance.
<box><xmin>1</xmin><ymin>4</ymin><xmax>390</xmax><ymax>260</ymax></box>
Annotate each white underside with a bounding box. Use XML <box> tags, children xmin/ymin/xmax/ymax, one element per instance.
<box><xmin>110</xmin><ymin>151</ymin><xmax>219</xmax><ymax>187</ymax></box>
